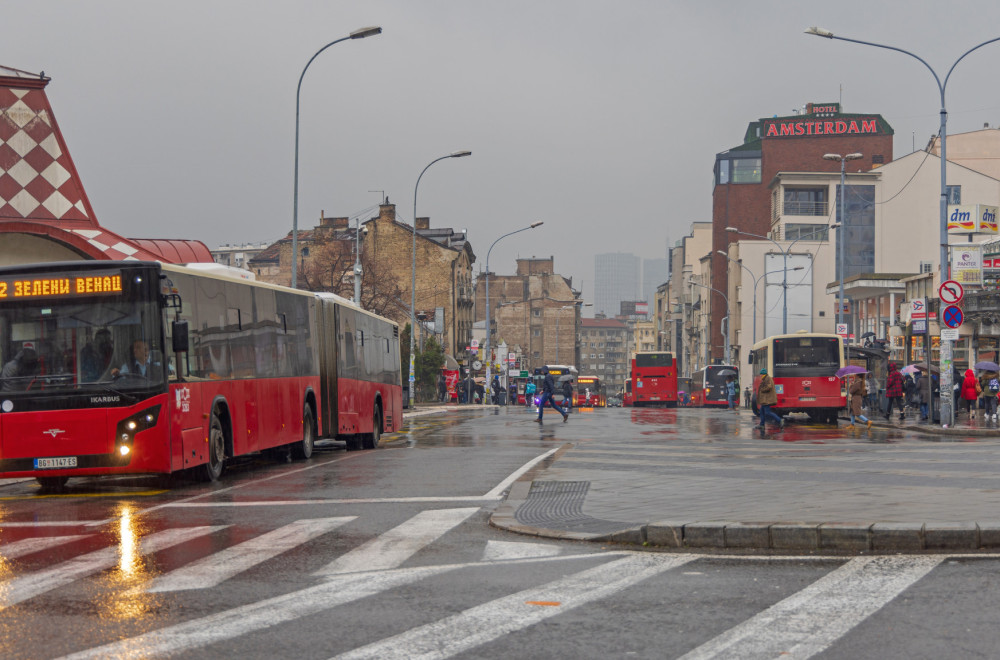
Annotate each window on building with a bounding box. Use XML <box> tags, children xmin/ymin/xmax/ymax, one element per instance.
<box><xmin>533</xmin><ymin>329</ymin><xmax>541</xmax><ymax>337</ymax></box>
<box><xmin>785</xmin><ymin>223</ymin><xmax>829</xmax><ymax>241</ymax></box>
<box><xmin>533</xmin><ymin>351</ymin><xmax>540</xmax><ymax>358</ymax></box>
<box><xmin>732</xmin><ymin>158</ymin><xmax>762</xmax><ymax>184</ymax></box>
<box><xmin>946</xmin><ymin>185</ymin><xmax>962</xmax><ymax>204</ymax></box>
<box><xmin>835</xmin><ymin>184</ymin><xmax>876</xmax><ymax>282</ymax></box>
<box><xmin>533</xmin><ymin>309</ymin><xmax>541</xmax><ymax>317</ymax></box>
<box><xmin>783</xmin><ymin>188</ymin><xmax>827</xmax><ymax>216</ymax></box>
<box><xmin>920</xmin><ymin>261</ymin><xmax>933</xmax><ymax>274</ymax></box>
<box><xmin>301</xmin><ymin>247</ymin><xmax>310</xmax><ymax>257</ymax></box>
<box><xmin>718</xmin><ymin>159</ymin><xmax>730</xmax><ymax>184</ymax></box>
<box><xmin>598</xmin><ymin>354</ymin><xmax>604</xmax><ymax>359</ymax></box>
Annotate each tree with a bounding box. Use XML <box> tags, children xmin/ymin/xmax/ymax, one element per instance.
<box><xmin>299</xmin><ymin>239</ymin><xmax>406</xmax><ymax>318</ymax></box>
<box><xmin>415</xmin><ymin>336</ymin><xmax>445</xmax><ymax>402</ymax></box>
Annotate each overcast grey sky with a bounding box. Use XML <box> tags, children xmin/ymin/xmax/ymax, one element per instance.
<box><xmin>5</xmin><ymin>1</ymin><xmax>1000</xmax><ymax>309</ymax></box>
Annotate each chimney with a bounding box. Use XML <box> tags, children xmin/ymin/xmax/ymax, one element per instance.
<box><xmin>415</xmin><ymin>217</ymin><xmax>430</xmax><ymax>230</ymax></box>
<box><xmin>332</xmin><ymin>217</ymin><xmax>349</xmax><ymax>230</ymax></box>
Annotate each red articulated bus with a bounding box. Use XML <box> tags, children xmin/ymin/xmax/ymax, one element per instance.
<box><xmin>690</xmin><ymin>365</ymin><xmax>739</xmax><ymax>407</ymax></box>
<box><xmin>0</xmin><ymin>261</ymin><xmax>402</xmax><ymax>489</ymax></box>
<box><xmin>576</xmin><ymin>375</ymin><xmax>604</xmax><ymax>407</ymax></box>
<box><xmin>630</xmin><ymin>351</ymin><xmax>678</xmax><ymax>407</ymax></box>
<box><xmin>749</xmin><ymin>332</ymin><xmax>846</xmax><ymax>424</ymax></box>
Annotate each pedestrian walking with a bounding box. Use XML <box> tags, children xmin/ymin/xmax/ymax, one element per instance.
<box><xmin>979</xmin><ymin>370</ymin><xmax>999</xmax><ymax>422</ymax></box>
<box><xmin>914</xmin><ymin>371</ymin><xmax>929</xmax><ymax>421</ymax></box>
<box><xmin>846</xmin><ymin>374</ymin><xmax>872</xmax><ymax>430</ymax></box>
<box><xmin>755</xmin><ymin>368</ymin><xmax>783</xmax><ymax>429</ymax></box>
<box><xmin>743</xmin><ymin>386</ymin><xmax>751</xmax><ymax>409</ymax></box>
<box><xmin>437</xmin><ymin>373</ymin><xmax>447</xmax><ymax>403</ymax></box>
<box><xmin>725</xmin><ymin>376</ymin><xmax>738</xmax><ymax>411</ymax></box>
<box><xmin>524</xmin><ymin>379</ymin><xmax>536</xmax><ymax>408</ymax></box>
<box><xmin>960</xmin><ymin>368</ymin><xmax>980</xmax><ymax>418</ymax></box>
<box><xmin>561</xmin><ymin>377</ymin><xmax>574</xmax><ymax>412</ymax></box>
<box><xmin>535</xmin><ymin>367</ymin><xmax>569</xmax><ymax>423</ymax></box>
<box><xmin>865</xmin><ymin>373</ymin><xmax>876</xmax><ymax>412</ymax></box>
<box><xmin>884</xmin><ymin>362</ymin><xmax>905</xmax><ymax>422</ymax></box>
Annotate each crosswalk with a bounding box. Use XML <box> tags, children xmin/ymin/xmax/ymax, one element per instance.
<box><xmin>0</xmin><ymin>508</ymin><xmax>986</xmax><ymax>659</ymax></box>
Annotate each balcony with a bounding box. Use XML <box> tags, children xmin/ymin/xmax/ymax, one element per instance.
<box><xmin>782</xmin><ymin>200</ymin><xmax>828</xmax><ymax>216</ymax></box>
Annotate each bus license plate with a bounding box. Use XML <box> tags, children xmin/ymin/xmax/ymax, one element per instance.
<box><xmin>799</xmin><ymin>397</ymin><xmax>816</xmax><ymax>402</ymax></box>
<box><xmin>35</xmin><ymin>457</ymin><xmax>77</xmax><ymax>469</ymax></box>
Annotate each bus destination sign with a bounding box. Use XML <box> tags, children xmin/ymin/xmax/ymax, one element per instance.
<box><xmin>0</xmin><ymin>272</ymin><xmax>124</xmax><ymax>301</ymax></box>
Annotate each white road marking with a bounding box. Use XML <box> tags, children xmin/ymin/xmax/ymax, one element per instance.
<box><xmin>0</xmin><ymin>526</ymin><xmax>224</xmax><ymax>610</ymax></box>
<box><xmin>314</xmin><ymin>508</ymin><xmax>480</xmax><ymax>576</ymax></box>
<box><xmin>146</xmin><ymin>517</ymin><xmax>355</xmax><ymax>593</ymax></box>
<box><xmin>482</xmin><ymin>447</ymin><xmax>561</xmax><ymax>499</ymax></box>
<box><xmin>163</xmin><ymin>496</ymin><xmax>496</xmax><ymax>507</ymax></box>
<box><xmin>332</xmin><ymin>553</ymin><xmax>698</xmax><ymax>660</ymax></box>
<box><xmin>0</xmin><ymin>535</ymin><xmax>91</xmax><ymax>560</ymax></box>
<box><xmin>59</xmin><ymin>553</ymin><xmax>631</xmax><ymax>660</ymax></box>
<box><xmin>481</xmin><ymin>540</ymin><xmax>562</xmax><ymax>562</ymax></box>
<box><xmin>677</xmin><ymin>555</ymin><xmax>943</xmax><ymax>660</ymax></box>
<box><xmin>0</xmin><ymin>521</ymin><xmax>105</xmax><ymax>527</ymax></box>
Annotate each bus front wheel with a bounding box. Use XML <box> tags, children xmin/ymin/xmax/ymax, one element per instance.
<box><xmin>202</xmin><ymin>411</ymin><xmax>226</xmax><ymax>482</ymax></box>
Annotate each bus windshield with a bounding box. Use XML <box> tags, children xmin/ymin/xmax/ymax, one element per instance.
<box><xmin>0</xmin><ymin>297</ymin><xmax>164</xmax><ymax>393</ymax></box>
<box><xmin>772</xmin><ymin>337</ymin><xmax>840</xmax><ymax>378</ymax></box>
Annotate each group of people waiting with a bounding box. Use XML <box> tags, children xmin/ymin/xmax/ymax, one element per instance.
<box><xmin>958</xmin><ymin>367</ymin><xmax>1000</xmax><ymax>422</ymax></box>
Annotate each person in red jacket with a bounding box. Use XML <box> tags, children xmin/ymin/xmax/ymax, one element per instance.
<box><xmin>960</xmin><ymin>368</ymin><xmax>981</xmax><ymax>418</ymax></box>
<box><xmin>884</xmin><ymin>362</ymin><xmax>905</xmax><ymax>422</ymax></box>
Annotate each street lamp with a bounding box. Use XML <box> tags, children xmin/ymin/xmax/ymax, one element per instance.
<box><xmin>409</xmin><ymin>150</ymin><xmax>472</xmax><ymax>409</ymax></box>
<box><xmin>554</xmin><ymin>303</ymin><xmax>590</xmax><ymax>363</ymax></box>
<box><xmin>688</xmin><ymin>279</ymin><xmax>730</xmax><ymax>365</ymax></box>
<box><xmin>291</xmin><ymin>26</ymin><xmax>382</xmax><ymax>290</ymax></box>
<box><xmin>726</xmin><ymin>224</ymin><xmax>831</xmax><ymax>334</ymax></box>
<box><xmin>483</xmin><ymin>221</ymin><xmax>544</xmax><ymax>402</ymax></box>
<box><xmin>716</xmin><ymin>251</ymin><xmax>804</xmax><ymax>345</ymax></box>
<box><xmin>823</xmin><ymin>152</ymin><xmax>864</xmax><ymax>332</ymax></box>
<box><xmin>805</xmin><ymin>28</ymin><xmax>1000</xmax><ymax>426</ymax></box>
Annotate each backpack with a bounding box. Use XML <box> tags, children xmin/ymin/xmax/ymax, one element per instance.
<box><xmin>990</xmin><ymin>378</ymin><xmax>1000</xmax><ymax>394</ymax></box>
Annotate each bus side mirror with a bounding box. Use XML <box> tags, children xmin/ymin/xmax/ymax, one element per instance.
<box><xmin>172</xmin><ymin>320</ymin><xmax>189</xmax><ymax>353</ymax></box>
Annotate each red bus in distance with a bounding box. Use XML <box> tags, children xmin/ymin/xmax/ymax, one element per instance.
<box><xmin>690</xmin><ymin>365</ymin><xmax>739</xmax><ymax>407</ymax></box>
<box><xmin>0</xmin><ymin>261</ymin><xmax>402</xmax><ymax>489</ymax></box>
<box><xmin>630</xmin><ymin>352</ymin><xmax>678</xmax><ymax>407</ymax></box>
<box><xmin>576</xmin><ymin>375</ymin><xmax>604</xmax><ymax>407</ymax></box>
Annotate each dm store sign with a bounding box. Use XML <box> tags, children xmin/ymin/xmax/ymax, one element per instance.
<box><xmin>947</xmin><ymin>204</ymin><xmax>999</xmax><ymax>234</ymax></box>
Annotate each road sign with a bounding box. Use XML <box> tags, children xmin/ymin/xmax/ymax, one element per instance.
<box><xmin>941</xmin><ymin>328</ymin><xmax>960</xmax><ymax>341</ymax></box>
<box><xmin>939</xmin><ymin>280</ymin><xmax>964</xmax><ymax>304</ymax></box>
<box><xmin>836</xmin><ymin>323</ymin><xmax>848</xmax><ymax>336</ymax></box>
<box><xmin>913</xmin><ymin>319</ymin><xmax>927</xmax><ymax>334</ymax></box>
<box><xmin>470</xmin><ymin>339</ymin><xmax>479</xmax><ymax>349</ymax></box>
<box><xmin>942</xmin><ymin>305</ymin><xmax>964</xmax><ymax>329</ymax></box>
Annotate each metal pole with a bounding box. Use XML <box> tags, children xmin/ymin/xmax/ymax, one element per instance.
<box><xmin>838</xmin><ymin>157</ymin><xmax>846</xmax><ymax>330</ymax></box>
<box><xmin>292</xmin><ymin>27</ymin><xmax>381</xmax><ymax>290</ymax></box>
<box><xmin>353</xmin><ymin>217</ymin><xmax>362</xmax><ymax>304</ymax></box>
<box><xmin>410</xmin><ymin>151</ymin><xmax>471</xmax><ymax>409</ymax></box>
<box><xmin>805</xmin><ymin>28</ymin><xmax>1000</xmax><ymax>426</ymax></box>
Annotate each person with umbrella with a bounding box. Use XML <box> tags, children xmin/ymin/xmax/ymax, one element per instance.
<box><xmin>884</xmin><ymin>362</ymin><xmax>906</xmax><ymax>422</ymax></box>
<box><xmin>725</xmin><ymin>375</ymin><xmax>738</xmax><ymax>411</ymax></box>
<box><xmin>846</xmin><ymin>372</ymin><xmax>872</xmax><ymax>431</ymax></box>
<box><xmin>977</xmin><ymin>363</ymin><xmax>1000</xmax><ymax>423</ymax></box>
<box><xmin>755</xmin><ymin>368</ymin><xmax>783</xmax><ymax>430</ymax></box>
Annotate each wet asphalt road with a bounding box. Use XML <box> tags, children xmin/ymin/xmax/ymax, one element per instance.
<box><xmin>2</xmin><ymin>405</ymin><xmax>1000</xmax><ymax>659</ymax></box>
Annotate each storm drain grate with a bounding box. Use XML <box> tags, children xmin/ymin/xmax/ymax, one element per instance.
<box><xmin>515</xmin><ymin>480</ymin><xmax>631</xmax><ymax>535</ymax></box>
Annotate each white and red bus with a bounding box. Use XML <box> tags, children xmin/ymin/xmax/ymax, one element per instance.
<box><xmin>0</xmin><ymin>261</ymin><xmax>402</xmax><ymax>489</ymax></box>
<box><xmin>690</xmin><ymin>365</ymin><xmax>739</xmax><ymax>407</ymax></box>
<box><xmin>576</xmin><ymin>375</ymin><xmax>605</xmax><ymax>407</ymax></box>
<box><xmin>630</xmin><ymin>351</ymin><xmax>678</xmax><ymax>407</ymax></box>
<box><xmin>748</xmin><ymin>332</ymin><xmax>845</xmax><ymax>424</ymax></box>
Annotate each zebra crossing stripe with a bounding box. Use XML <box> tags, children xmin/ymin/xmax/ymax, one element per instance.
<box><xmin>0</xmin><ymin>535</ymin><xmax>91</xmax><ymax>560</ymax></box>
<box><xmin>332</xmin><ymin>553</ymin><xmax>698</xmax><ymax>660</ymax></box>
<box><xmin>314</xmin><ymin>508</ymin><xmax>480</xmax><ymax>576</ymax></box>
<box><xmin>677</xmin><ymin>555</ymin><xmax>944</xmax><ymax>660</ymax></box>
<box><xmin>147</xmin><ymin>517</ymin><xmax>356</xmax><ymax>593</ymax></box>
<box><xmin>0</xmin><ymin>526</ymin><xmax>224</xmax><ymax>610</ymax></box>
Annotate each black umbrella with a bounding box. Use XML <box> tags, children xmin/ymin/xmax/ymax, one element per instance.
<box><xmin>715</xmin><ymin>368</ymin><xmax>737</xmax><ymax>376</ymax></box>
<box><xmin>861</xmin><ymin>331</ymin><xmax>876</xmax><ymax>338</ymax></box>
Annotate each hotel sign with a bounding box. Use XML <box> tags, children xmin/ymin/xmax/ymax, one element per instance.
<box><xmin>763</xmin><ymin>117</ymin><xmax>884</xmax><ymax>138</ymax></box>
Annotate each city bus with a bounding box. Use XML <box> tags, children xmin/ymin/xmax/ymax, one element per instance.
<box><xmin>630</xmin><ymin>351</ymin><xmax>678</xmax><ymax>407</ymax></box>
<box><xmin>533</xmin><ymin>364</ymin><xmax>578</xmax><ymax>407</ymax></box>
<box><xmin>690</xmin><ymin>365</ymin><xmax>739</xmax><ymax>407</ymax></box>
<box><xmin>576</xmin><ymin>375</ymin><xmax>605</xmax><ymax>407</ymax></box>
<box><xmin>0</xmin><ymin>260</ymin><xmax>402</xmax><ymax>489</ymax></box>
<box><xmin>748</xmin><ymin>332</ymin><xmax>846</xmax><ymax>424</ymax></box>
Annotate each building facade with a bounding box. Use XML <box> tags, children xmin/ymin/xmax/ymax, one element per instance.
<box><xmin>579</xmin><ymin>317</ymin><xmax>629</xmax><ymax>395</ymax></box>
<box><xmin>594</xmin><ymin>252</ymin><xmax>640</xmax><ymax>319</ymax></box>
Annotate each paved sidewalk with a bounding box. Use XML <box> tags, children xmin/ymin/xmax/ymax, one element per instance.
<box><xmin>488</xmin><ymin>407</ymin><xmax>1000</xmax><ymax>555</ymax></box>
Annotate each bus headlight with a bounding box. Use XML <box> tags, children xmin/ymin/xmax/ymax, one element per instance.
<box><xmin>115</xmin><ymin>405</ymin><xmax>161</xmax><ymax>459</ymax></box>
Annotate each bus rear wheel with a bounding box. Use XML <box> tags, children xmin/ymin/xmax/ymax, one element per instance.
<box><xmin>202</xmin><ymin>412</ymin><xmax>226</xmax><ymax>482</ymax></box>
<box><xmin>36</xmin><ymin>476</ymin><xmax>68</xmax><ymax>492</ymax></box>
<box><xmin>363</xmin><ymin>405</ymin><xmax>382</xmax><ymax>450</ymax></box>
<box><xmin>291</xmin><ymin>404</ymin><xmax>315</xmax><ymax>460</ymax></box>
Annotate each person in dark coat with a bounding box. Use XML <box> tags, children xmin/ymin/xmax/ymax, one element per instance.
<box><xmin>755</xmin><ymin>368</ymin><xmax>783</xmax><ymax>429</ymax></box>
<box><xmin>561</xmin><ymin>377</ymin><xmax>573</xmax><ymax>412</ymax></box>
<box><xmin>884</xmin><ymin>362</ymin><xmax>905</xmax><ymax>422</ymax></box>
<box><xmin>536</xmin><ymin>367</ymin><xmax>568</xmax><ymax>423</ymax></box>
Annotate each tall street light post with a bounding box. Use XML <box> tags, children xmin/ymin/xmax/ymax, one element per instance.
<box><xmin>716</xmin><ymin>252</ymin><xmax>803</xmax><ymax>346</ymax></box>
<box><xmin>726</xmin><ymin>224</ymin><xmax>832</xmax><ymax>334</ymax></box>
<box><xmin>353</xmin><ymin>216</ymin><xmax>367</xmax><ymax>304</ymax></box>
<box><xmin>688</xmin><ymin>279</ymin><xmax>730</xmax><ymax>366</ymax></box>
<box><xmin>806</xmin><ymin>27</ymin><xmax>1000</xmax><ymax>427</ymax></box>
<box><xmin>409</xmin><ymin>151</ymin><xmax>471</xmax><ymax>409</ymax></box>
<box><xmin>483</xmin><ymin>221</ymin><xmax>544</xmax><ymax>402</ymax></box>
<box><xmin>291</xmin><ymin>26</ymin><xmax>382</xmax><ymax>290</ymax></box>
<box><xmin>823</xmin><ymin>152</ymin><xmax>864</xmax><ymax>333</ymax></box>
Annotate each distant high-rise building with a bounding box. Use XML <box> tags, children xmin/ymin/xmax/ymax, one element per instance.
<box><xmin>642</xmin><ymin>258</ymin><xmax>669</xmax><ymax>313</ymax></box>
<box><xmin>594</xmin><ymin>253</ymin><xmax>640</xmax><ymax>318</ymax></box>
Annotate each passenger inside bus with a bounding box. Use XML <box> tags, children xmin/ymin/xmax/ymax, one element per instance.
<box><xmin>0</xmin><ymin>347</ymin><xmax>40</xmax><ymax>391</ymax></box>
<box><xmin>81</xmin><ymin>329</ymin><xmax>115</xmax><ymax>382</ymax></box>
